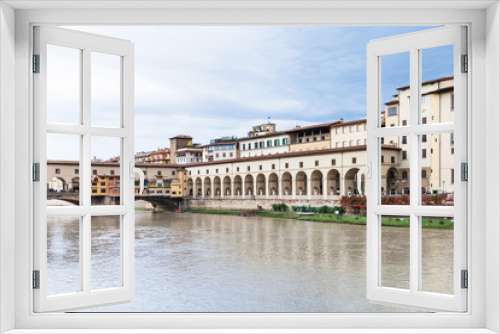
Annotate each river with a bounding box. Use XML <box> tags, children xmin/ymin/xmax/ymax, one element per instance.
<box><xmin>45</xmin><ymin>212</ymin><xmax>454</xmax><ymax>312</ymax></box>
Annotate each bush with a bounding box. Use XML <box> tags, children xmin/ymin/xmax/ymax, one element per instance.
<box><xmin>272</xmin><ymin>203</ymin><xmax>289</xmax><ymax>212</ymax></box>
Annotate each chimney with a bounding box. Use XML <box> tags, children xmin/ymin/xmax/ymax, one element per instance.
<box><xmin>339</xmin><ymin>118</ymin><xmax>344</xmax><ymax>123</ymax></box>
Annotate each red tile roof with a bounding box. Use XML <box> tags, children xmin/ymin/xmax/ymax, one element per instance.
<box><xmin>184</xmin><ymin>145</ymin><xmax>399</xmax><ymax>167</ymax></box>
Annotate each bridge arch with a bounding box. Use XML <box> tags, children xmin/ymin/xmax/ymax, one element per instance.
<box><xmin>49</xmin><ymin>176</ymin><xmax>67</xmax><ymax>192</ymax></box>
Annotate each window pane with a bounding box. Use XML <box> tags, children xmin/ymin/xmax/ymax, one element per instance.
<box><xmin>421</xmin><ymin>45</ymin><xmax>454</xmax><ymax>124</ymax></box>
<box><xmin>421</xmin><ymin>216</ymin><xmax>454</xmax><ymax>295</ymax></box>
<box><xmin>381</xmin><ymin>215</ymin><xmax>410</xmax><ymax>290</ymax></box>
<box><xmin>91</xmin><ymin>136</ymin><xmax>121</xmax><ymax>205</ymax></box>
<box><xmin>47</xmin><ymin>45</ymin><xmax>81</xmax><ymax>125</ymax></box>
<box><xmin>421</xmin><ymin>133</ymin><xmax>454</xmax><ymax>206</ymax></box>
<box><xmin>381</xmin><ymin>136</ymin><xmax>410</xmax><ymax>204</ymax></box>
<box><xmin>47</xmin><ymin>133</ymin><xmax>81</xmax><ymax>206</ymax></box>
<box><xmin>91</xmin><ymin>52</ymin><xmax>121</xmax><ymax>128</ymax></box>
<box><xmin>380</xmin><ymin>52</ymin><xmax>409</xmax><ymax>127</ymax></box>
<box><xmin>91</xmin><ymin>215</ymin><xmax>121</xmax><ymax>290</ymax></box>
<box><xmin>47</xmin><ymin>216</ymin><xmax>80</xmax><ymax>295</ymax></box>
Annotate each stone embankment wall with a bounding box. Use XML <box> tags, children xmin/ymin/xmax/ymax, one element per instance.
<box><xmin>183</xmin><ymin>198</ymin><xmax>341</xmax><ymax>211</ymax></box>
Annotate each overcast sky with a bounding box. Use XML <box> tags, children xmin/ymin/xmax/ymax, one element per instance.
<box><xmin>48</xmin><ymin>25</ymin><xmax>454</xmax><ymax>161</ymax></box>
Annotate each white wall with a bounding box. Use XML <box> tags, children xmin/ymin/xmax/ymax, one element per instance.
<box><xmin>0</xmin><ymin>2</ymin><xmax>16</xmax><ymax>333</ymax></box>
<box><xmin>486</xmin><ymin>2</ymin><xmax>500</xmax><ymax>332</ymax></box>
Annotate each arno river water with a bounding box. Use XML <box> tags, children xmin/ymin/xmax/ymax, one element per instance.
<box><xmin>46</xmin><ymin>212</ymin><xmax>454</xmax><ymax>313</ymax></box>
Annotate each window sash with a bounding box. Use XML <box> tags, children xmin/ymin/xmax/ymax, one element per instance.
<box><xmin>33</xmin><ymin>26</ymin><xmax>135</xmax><ymax>312</ymax></box>
<box><xmin>366</xmin><ymin>26</ymin><xmax>467</xmax><ymax>312</ymax></box>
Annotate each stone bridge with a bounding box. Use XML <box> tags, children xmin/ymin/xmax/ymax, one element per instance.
<box><xmin>47</xmin><ymin>192</ymin><xmax>183</xmax><ymax>210</ymax></box>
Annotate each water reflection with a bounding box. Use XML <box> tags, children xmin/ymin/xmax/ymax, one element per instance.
<box><xmin>46</xmin><ymin>212</ymin><xmax>453</xmax><ymax>312</ymax></box>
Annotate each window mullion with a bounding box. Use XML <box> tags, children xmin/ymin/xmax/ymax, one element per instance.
<box><xmin>409</xmin><ymin>47</ymin><xmax>420</xmax><ymax>294</ymax></box>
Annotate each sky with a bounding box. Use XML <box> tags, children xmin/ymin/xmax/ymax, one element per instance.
<box><xmin>47</xmin><ymin>25</ymin><xmax>454</xmax><ymax>161</ymax></box>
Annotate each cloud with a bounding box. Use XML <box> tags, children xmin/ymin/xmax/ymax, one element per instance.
<box><xmin>48</xmin><ymin>25</ymin><xmax>437</xmax><ymax>159</ymax></box>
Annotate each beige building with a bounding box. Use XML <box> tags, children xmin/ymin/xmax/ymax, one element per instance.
<box><xmin>239</xmin><ymin>132</ymin><xmax>290</xmax><ymax>158</ymax></box>
<box><xmin>382</xmin><ymin>76</ymin><xmax>455</xmax><ymax>194</ymax></box>
<box><xmin>176</xmin><ymin>147</ymin><xmax>203</xmax><ymax>164</ymax></box>
<box><xmin>203</xmin><ymin>138</ymin><xmax>238</xmax><ymax>162</ymax></box>
<box><xmin>184</xmin><ymin>146</ymin><xmax>401</xmax><ymax>200</ymax></box>
<box><xmin>331</xmin><ymin>119</ymin><xmax>367</xmax><ymax>148</ymax></box>
<box><xmin>288</xmin><ymin>121</ymin><xmax>337</xmax><ymax>153</ymax></box>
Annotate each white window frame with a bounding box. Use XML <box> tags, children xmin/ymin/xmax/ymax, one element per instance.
<box><xmin>365</xmin><ymin>26</ymin><xmax>467</xmax><ymax>312</ymax></box>
<box><xmin>1</xmin><ymin>2</ymin><xmax>498</xmax><ymax>334</ymax></box>
<box><xmin>33</xmin><ymin>26</ymin><xmax>136</xmax><ymax>312</ymax></box>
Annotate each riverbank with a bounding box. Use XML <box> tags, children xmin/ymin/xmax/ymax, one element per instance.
<box><xmin>184</xmin><ymin>209</ymin><xmax>454</xmax><ymax>229</ymax></box>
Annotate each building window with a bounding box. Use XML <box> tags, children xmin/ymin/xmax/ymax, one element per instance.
<box><xmin>197</xmin><ymin>170</ymin><xmax>200</xmax><ymax>175</ymax></box>
<box><xmin>272</xmin><ymin>164</ymin><xmax>275</xmax><ymax>170</ymax></box>
<box><xmin>422</xmin><ymin>149</ymin><xmax>427</xmax><ymax>158</ymax></box>
<box><xmin>216</xmin><ymin>169</ymin><xmax>219</xmax><ymax>173</ymax></box>
<box><xmin>402</xmin><ymin>136</ymin><xmax>407</xmax><ymax>144</ymax></box>
<box><xmin>74</xmin><ymin>169</ymin><xmax>79</xmax><ymax>174</ymax></box>
<box><xmin>236</xmin><ymin>167</ymin><xmax>240</xmax><ymax>172</ymax></box>
<box><xmin>216</xmin><ymin>153</ymin><xmax>219</xmax><ymax>158</ymax></box>
<box><xmin>206</xmin><ymin>169</ymin><xmax>209</xmax><ymax>174</ymax></box>
<box><xmin>422</xmin><ymin>134</ymin><xmax>427</xmax><ymax>143</ymax></box>
<box><xmin>451</xmin><ymin>169</ymin><xmax>455</xmax><ymax>183</ymax></box>
<box><xmin>422</xmin><ymin>117</ymin><xmax>427</xmax><ymax>124</ymax></box>
<box><xmin>451</xmin><ymin>148</ymin><xmax>454</xmax><ymax>154</ymax></box>
<box><xmin>226</xmin><ymin>168</ymin><xmax>229</xmax><ymax>173</ymax></box>
<box><xmin>315</xmin><ymin>160</ymin><xmax>319</xmax><ymax>166</ymax></box>
<box><xmin>298</xmin><ymin>138</ymin><xmax>303</xmax><ymax>143</ymax></box>
<box><xmin>242</xmin><ymin>144</ymin><xmax>246</xmax><ymax>150</ymax></box>
<box><xmin>331</xmin><ymin>159</ymin><xmax>336</xmax><ymax>166</ymax></box>
<box><xmin>402</xmin><ymin>120</ymin><xmax>407</xmax><ymax>126</ymax></box>
<box><xmin>299</xmin><ymin>162</ymin><xmax>303</xmax><ymax>168</ymax></box>
<box><xmin>388</xmin><ymin>106</ymin><xmax>397</xmax><ymax>116</ymax></box>
<box><xmin>402</xmin><ymin>171</ymin><xmax>408</xmax><ymax>180</ymax></box>
<box><xmin>321</xmin><ymin>135</ymin><xmax>326</xmax><ymax>140</ymax></box>
<box><xmin>259</xmin><ymin>165</ymin><xmax>262</xmax><ymax>170</ymax></box>
<box><xmin>422</xmin><ymin>170</ymin><xmax>427</xmax><ymax>178</ymax></box>
<box><xmin>402</xmin><ymin>151</ymin><xmax>407</xmax><ymax>160</ymax></box>
<box><xmin>381</xmin><ymin>156</ymin><xmax>384</xmax><ymax>163</ymax></box>
<box><xmin>391</xmin><ymin>156</ymin><xmax>395</xmax><ymax>164</ymax></box>
<box><xmin>247</xmin><ymin>166</ymin><xmax>250</xmax><ymax>171</ymax></box>
<box><xmin>55</xmin><ymin>168</ymin><xmax>61</xmax><ymax>174</ymax></box>
<box><xmin>92</xmin><ymin>189</ymin><xmax>97</xmax><ymax>193</ymax></box>
<box><xmin>285</xmin><ymin>163</ymin><xmax>289</xmax><ymax>169</ymax></box>
<box><xmin>110</xmin><ymin>170</ymin><xmax>115</xmax><ymax>175</ymax></box>
<box><xmin>451</xmin><ymin>94</ymin><xmax>455</xmax><ymax>109</ymax></box>
<box><xmin>172</xmin><ymin>171</ymin><xmax>175</xmax><ymax>175</ymax></box>
<box><xmin>357</xmin><ymin>125</ymin><xmax>361</xmax><ymax>131</ymax></box>
<box><xmin>381</xmin><ymin>138</ymin><xmax>385</xmax><ymax>145</ymax></box>
<box><xmin>157</xmin><ymin>171</ymin><xmax>161</xmax><ymax>176</ymax></box>
<box><xmin>422</xmin><ymin>95</ymin><xmax>428</xmax><ymax>103</ymax></box>
<box><xmin>93</xmin><ymin>169</ymin><xmax>97</xmax><ymax>175</ymax></box>
<box><xmin>390</xmin><ymin>124</ymin><xmax>395</xmax><ymax>127</ymax></box>
<box><xmin>352</xmin><ymin>158</ymin><xmax>357</xmax><ymax>164</ymax></box>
